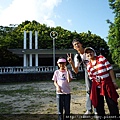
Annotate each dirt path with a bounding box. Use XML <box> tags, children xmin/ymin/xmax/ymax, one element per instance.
<box><xmin>0</xmin><ymin>81</ymin><xmax>120</xmax><ymax>115</ymax></box>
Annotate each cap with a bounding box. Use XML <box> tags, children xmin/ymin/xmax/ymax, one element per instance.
<box><xmin>84</xmin><ymin>47</ymin><xmax>95</xmax><ymax>53</ymax></box>
<box><xmin>57</xmin><ymin>58</ymin><xmax>66</xmax><ymax>63</ymax></box>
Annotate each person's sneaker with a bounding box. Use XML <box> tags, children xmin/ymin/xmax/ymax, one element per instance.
<box><xmin>82</xmin><ymin>110</ymin><xmax>92</xmax><ymax>118</ymax></box>
<box><xmin>94</xmin><ymin>112</ymin><xmax>97</xmax><ymax>115</ymax></box>
<box><xmin>84</xmin><ymin>110</ymin><xmax>92</xmax><ymax>114</ymax></box>
<box><xmin>94</xmin><ymin>112</ymin><xmax>99</xmax><ymax>120</ymax></box>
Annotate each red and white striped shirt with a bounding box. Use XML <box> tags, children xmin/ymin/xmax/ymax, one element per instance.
<box><xmin>87</xmin><ymin>55</ymin><xmax>119</xmax><ymax>107</ymax></box>
<box><xmin>87</xmin><ymin>55</ymin><xmax>112</xmax><ymax>81</ymax></box>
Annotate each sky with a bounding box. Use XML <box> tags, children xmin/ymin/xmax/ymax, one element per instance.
<box><xmin>0</xmin><ymin>0</ymin><xmax>114</xmax><ymax>42</ymax></box>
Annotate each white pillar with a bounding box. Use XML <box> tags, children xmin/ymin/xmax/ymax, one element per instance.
<box><xmin>23</xmin><ymin>31</ymin><xmax>27</xmax><ymax>67</ymax></box>
<box><xmin>29</xmin><ymin>31</ymin><xmax>32</xmax><ymax>49</ymax></box>
<box><xmin>23</xmin><ymin>54</ymin><xmax>27</xmax><ymax>67</ymax></box>
<box><xmin>24</xmin><ymin>31</ymin><xmax>27</xmax><ymax>49</ymax></box>
<box><xmin>29</xmin><ymin>54</ymin><xmax>32</xmax><ymax>67</ymax></box>
<box><xmin>35</xmin><ymin>54</ymin><xmax>38</xmax><ymax>66</ymax></box>
<box><xmin>35</xmin><ymin>31</ymin><xmax>38</xmax><ymax>66</ymax></box>
<box><xmin>35</xmin><ymin>31</ymin><xmax>38</xmax><ymax>49</ymax></box>
<box><xmin>29</xmin><ymin>31</ymin><xmax>32</xmax><ymax>66</ymax></box>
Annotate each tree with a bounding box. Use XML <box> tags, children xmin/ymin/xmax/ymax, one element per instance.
<box><xmin>0</xmin><ymin>20</ymin><xmax>109</xmax><ymax>66</ymax></box>
<box><xmin>107</xmin><ymin>0</ymin><xmax>120</xmax><ymax>66</ymax></box>
<box><xmin>0</xmin><ymin>47</ymin><xmax>21</xmax><ymax>66</ymax></box>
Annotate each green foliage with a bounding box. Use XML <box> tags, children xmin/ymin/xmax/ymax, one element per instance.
<box><xmin>0</xmin><ymin>47</ymin><xmax>21</xmax><ymax>66</ymax></box>
<box><xmin>116</xmin><ymin>78</ymin><xmax>120</xmax><ymax>88</ymax></box>
<box><xmin>0</xmin><ymin>20</ymin><xmax>109</xmax><ymax>66</ymax></box>
<box><xmin>108</xmin><ymin>0</ymin><xmax>120</xmax><ymax>67</ymax></box>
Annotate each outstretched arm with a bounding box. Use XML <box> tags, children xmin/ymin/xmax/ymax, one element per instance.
<box><xmin>65</xmin><ymin>67</ymin><xmax>72</xmax><ymax>82</ymax></box>
<box><xmin>67</xmin><ymin>53</ymin><xmax>79</xmax><ymax>74</ymax></box>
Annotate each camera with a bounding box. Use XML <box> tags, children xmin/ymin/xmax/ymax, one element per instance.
<box><xmin>96</xmin><ymin>76</ymin><xmax>101</xmax><ymax>82</ymax></box>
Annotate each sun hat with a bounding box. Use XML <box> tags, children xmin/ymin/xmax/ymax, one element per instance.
<box><xmin>57</xmin><ymin>58</ymin><xmax>66</xmax><ymax>63</ymax></box>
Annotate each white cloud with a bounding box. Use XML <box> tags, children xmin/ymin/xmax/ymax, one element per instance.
<box><xmin>0</xmin><ymin>0</ymin><xmax>62</xmax><ymax>26</ymax></box>
<box><xmin>54</xmin><ymin>14</ymin><xmax>61</xmax><ymax>19</ymax></box>
<box><xmin>67</xmin><ymin>19</ymin><xmax>72</xmax><ymax>25</ymax></box>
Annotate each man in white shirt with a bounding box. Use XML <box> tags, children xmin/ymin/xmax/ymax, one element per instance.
<box><xmin>67</xmin><ymin>38</ymin><xmax>96</xmax><ymax>116</ymax></box>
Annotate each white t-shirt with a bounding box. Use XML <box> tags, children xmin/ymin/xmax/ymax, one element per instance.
<box><xmin>74</xmin><ymin>53</ymin><xmax>89</xmax><ymax>67</ymax></box>
<box><xmin>52</xmin><ymin>69</ymin><xmax>73</xmax><ymax>94</ymax></box>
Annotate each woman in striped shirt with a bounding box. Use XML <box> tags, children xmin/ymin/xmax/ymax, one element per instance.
<box><xmin>84</xmin><ymin>47</ymin><xmax>119</xmax><ymax>120</ymax></box>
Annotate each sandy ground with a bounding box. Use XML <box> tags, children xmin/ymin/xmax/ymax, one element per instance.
<box><xmin>0</xmin><ymin>81</ymin><xmax>120</xmax><ymax>116</ymax></box>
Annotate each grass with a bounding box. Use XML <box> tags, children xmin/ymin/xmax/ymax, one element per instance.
<box><xmin>0</xmin><ymin>88</ymin><xmax>34</xmax><ymax>96</ymax></box>
<box><xmin>0</xmin><ymin>102</ymin><xmax>13</xmax><ymax>114</ymax></box>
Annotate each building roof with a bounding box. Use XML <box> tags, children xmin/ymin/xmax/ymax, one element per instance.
<box><xmin>9</xmin><ymin>49</ymin><xmax>77</xmax><ymax>54</ymax></box>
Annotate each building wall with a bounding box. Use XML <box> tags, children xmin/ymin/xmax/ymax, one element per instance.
<box><xmin>1</xmin><ymin>70</ymin><xmax>119</xmax><ymax>83</ymax></box>
<box><xmin>0</xmin><ymin>72</ymin><xmax>84</xmax><ymax>83</ymax></box>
